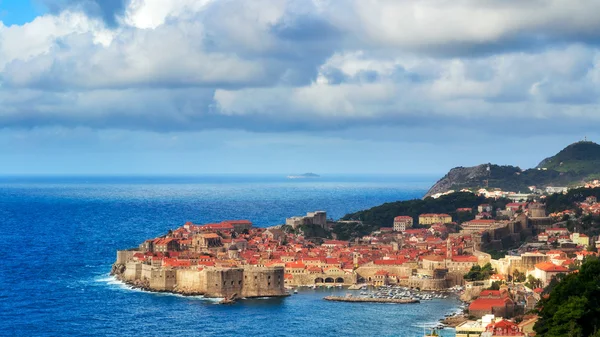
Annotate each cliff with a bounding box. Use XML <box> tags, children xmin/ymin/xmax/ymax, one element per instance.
<box><xmin>425</xmin><ymin>141</ymin><xmax>600</xmax><ymax>198</ymax></box>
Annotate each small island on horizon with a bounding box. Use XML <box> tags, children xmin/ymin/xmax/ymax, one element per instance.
<box><xmin>287</xmin><ymin>172</ymin><xmax>320</xmax><ymax>179</ymax></box>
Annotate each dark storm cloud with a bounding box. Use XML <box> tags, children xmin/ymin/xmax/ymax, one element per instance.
<box><xmin>40</xmin><ymin>0</ymin><xmax>129</xmax><ymax>26</ymax></box>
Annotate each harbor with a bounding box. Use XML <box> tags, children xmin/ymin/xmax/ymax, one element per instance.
<box><xmin>324</xmin><ymin>296</ymin><xmax>419</xmax><ymax>304</ymax></box>
<box><xmin>324</xmin><ymin>284</ymin><xmax>458</xmax><ymax>303</ymax></box>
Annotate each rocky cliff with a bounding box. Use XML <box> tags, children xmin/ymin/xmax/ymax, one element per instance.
<box><xmin>425</xmin><ymin>164</ymin><xmax>523</xmax><ymax>198</ymax></box>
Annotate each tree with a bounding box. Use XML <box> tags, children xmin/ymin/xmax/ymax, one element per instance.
<box><xmin>464</xmin><ymin>263</ymin><xmax>496</xmax><ymax>281</ymax></box>
<box><xmin>513</xmin><ymin>270</ymin><xmax>526</xmax><ymax>283</ymax></box>
<box><xmin>525</xmin><ymin>275</ymin><xmax>543</xmax><ymax>289</ymax></box>
<box><xmin>487</xmin><ymin>281</ymin><xmax>502</xmax><ymax>291</ymax></box>
<box><xmin>534</xmin><ymin>258</ymin><xmax>600</xmax><ymax>336</ymax></box>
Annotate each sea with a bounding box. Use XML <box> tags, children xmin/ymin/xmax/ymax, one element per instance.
<box><xmin>0</xmin><ymin>174</ymin><xmax>460</xmax><ymax>337</ymax></box>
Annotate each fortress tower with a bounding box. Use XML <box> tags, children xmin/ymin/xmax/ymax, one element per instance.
<box><xmin>528</xmin><ymin>203</ymin><xmax>547</xmax><ymax>218</ymax></box>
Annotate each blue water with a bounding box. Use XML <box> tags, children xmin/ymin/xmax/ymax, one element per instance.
<box><xmin>0</xmin><ymin>175</ymin><xmax>458</xmax><ymax>336</ymax></box>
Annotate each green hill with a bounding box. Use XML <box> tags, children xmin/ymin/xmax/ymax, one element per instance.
<box><xmin>536</xmin><ymin>141</ymin><xmax>600</xmax><ymax>174</ymax></box>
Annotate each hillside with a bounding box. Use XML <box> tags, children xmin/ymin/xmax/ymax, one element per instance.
<box><xmin>536</xmin><ymin>141</ymin><xmax>600</xmax><ymax>173</ymax></box>
<box><xmin>336</xmin><ymin>192</ymin><xmax>511</xmax><ymax>239</ymax></box>
<box><xmin>425</xmin><ymin>141</ymin><xmax>600</xmax><ymax>197</ymax></box>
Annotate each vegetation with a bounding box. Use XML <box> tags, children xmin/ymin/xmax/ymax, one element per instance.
<box><xmin>487</xmin><ymin>281</ymin><xmax>502</xmax><ymax>291</ymax></box>
<box><xmin>512</xmin><ymin>270</ymin><xmax>526</xmax><ymax>283</ymax></box>
<box><xmin>544</xmin><ymin>187</ymin><xmax>600</xmax><ymax>213</ymax></box>
<box><xmin>463</xmin><ymin>263</ymin><xmax>495</xmax><ymax>281</ymax></box>
<box><xmin>524</xmin><ymin>275</ymin><xmax>543</xmax><ymax>289</ymax></box>
<box><xmin>342</xmin><ymin>192</ymin><xmax>510</xmax><ymax>228</ymax></box>
<box><xmin>534</xmin><ymin>258</ymin><xmax>600</xmax><ymax>337</ymax></box>
<box><xmin>537</xmin><ymin>141</ymin><xmax>600</xmax><ymax>173</ymax></box>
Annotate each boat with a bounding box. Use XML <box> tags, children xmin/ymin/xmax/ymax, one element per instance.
<box><xmin>294</xmin><ymin>289</ymin><xmax>298</xmax><ymax>294</ymax></box>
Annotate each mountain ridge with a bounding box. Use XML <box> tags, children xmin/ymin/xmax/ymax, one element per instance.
<box><xmin>425</xmin><ymin>141</ymin><xmax>600</xmax><ymax>198</ymax></box>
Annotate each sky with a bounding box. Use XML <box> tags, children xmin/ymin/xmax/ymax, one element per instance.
<box><xmin>1</xmin><ymin>0</ymin><xmax>600</xmax><ymax>175</ymax></box>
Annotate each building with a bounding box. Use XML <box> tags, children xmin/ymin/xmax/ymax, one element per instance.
<box><xmin>571</xmin><ymin>232</ymin><xmax>590</xmax><ymax>247</ymax></box>
<box><xmin>154</xmin><ymin>238</ymin><xmax>179</xmax><ymax>253</ymax></box>
<box><xmin>469</xmin><ymin>290</ymin><xmax>515</xmax><ymax>318</ymax></box>
<box><xmin>455</xmin><ymin>315</ymin><xmax>495</xmax><ymax>337</ymax></box>
<box><xmin>484</xmin><ymin>319</ymin><xmax>524</xmax><ymax>336</ymax></box>
<box><xmin>222</xmin><ymin>220</ymin><xmax>253</xmax><ymax>233</ymax></box>
<box><xmin>545</xmin><ymin>186</ymin><xmax>568</xmax><ymax>194</ymax></box>
<box><xmin>532</xmin><ymin>262</ymin><xmax>569</xmax><ymax>286</ymax></box>
<box><xmin>478</xmin><ymin>204</ymin><xmax>493</xmax><ymax>213</ymax></box>
<box><xmin>393</xmin><ymin>216</ymin><xmax>413</xmax><ymax>232</ymax></box>
<box><xmin>193</xmin><ymin>233</ymin><xmax>222</xmax><ymax>252</ymax></box>
<box><xmin>461</xmin><ymin>219</ymin><xmax>503</xmax><ymax>233</ymax></box>
<box><xmin>418</xmin><ymin>213</ymin><xmax>452</xmax><ymax>225</ymax></box>
<box><xmin>264</xmin><ymin>228</ymin><xmax>285</xmax><ymax>242</ymax></box>
<box><xmin>286</xmin><ymin>211</ymin><xmax>327</xmax><ymax>229</ymax></box>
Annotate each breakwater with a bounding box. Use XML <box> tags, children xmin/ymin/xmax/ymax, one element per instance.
<box><xmin>324</xmin><ymin>296</ymin><xmax>419</xmax><ymax>304</ymax></box>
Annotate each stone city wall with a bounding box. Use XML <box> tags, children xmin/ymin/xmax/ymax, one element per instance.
<box><xmin>115</xmin><ymin>260</ymin><xmax>286</xmax><ymax>298</ymax></box>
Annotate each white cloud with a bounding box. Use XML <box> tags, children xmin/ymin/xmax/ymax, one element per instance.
<box><xmin>2</xmin><ymin>0</ymin><xmax>600</xmax><ymax>135</ymax></box>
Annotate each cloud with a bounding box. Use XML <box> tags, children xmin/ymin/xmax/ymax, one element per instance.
<box><xmin>2</xmin><ymin>0</ymin><xmax>600</xmax><ymax>139</ymax></box>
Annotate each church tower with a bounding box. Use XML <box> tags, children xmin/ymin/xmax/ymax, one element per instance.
<box><xmin>446</xmin><ymin>238</ymin><xmax>452</xmax><ymax>259</ymax></box>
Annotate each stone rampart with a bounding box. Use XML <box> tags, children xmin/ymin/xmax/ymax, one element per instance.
<box><xmin>115</xmin><ymin>261</ymin><xmax>286</xmax><ymax>298</ymax></box>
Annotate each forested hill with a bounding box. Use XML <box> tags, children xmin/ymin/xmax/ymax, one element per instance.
<box><xmin>340</xmin><ymin>192</ymin><xmax>510</xmax><ymax>228</ymax></box>
<box><xmin>425</xmin><ymin>141</ymin><xmax>600</xmax><ymax>197</ymax></box>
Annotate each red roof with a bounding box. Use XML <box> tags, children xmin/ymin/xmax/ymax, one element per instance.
<box><xmin>394</xmin><ymin>216</ymin><xmax>413</xmax><ymax>221</ymax></box>
<box><xmin>479</xmin><ymin>290</ymin><xmax>502</xmax><ymax>297</ymax></box>
<box><xmin>535</xmin><ymin>262</ymin><xmax>569</xmax><ymax>272</ymax></box>
<box><xmin>451</xmin><ymin>255</ymin><xmax>478</xmax><ymax>262</ymax></box>
<box><xmin>373</xmin><ymin>259</ymin><xmax>406</xmax><ymax>265</ymax></box>
<box><xmin>469</xmin><ymin>297</ymin><xmax>512</xmax><ymax>311</ymax></box>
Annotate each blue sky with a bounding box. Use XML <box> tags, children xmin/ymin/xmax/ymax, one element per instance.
<box><xmin>0</xmin><ymin>0</ymin><xmax>43</xmax><ymax>25</ymax></box>
<box><xmin>1</xmin><ymin>1</ymin><xmax>600</xmax><ymax>175</ymax></box>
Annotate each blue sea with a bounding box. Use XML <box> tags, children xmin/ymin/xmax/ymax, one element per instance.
<box><xmin>0</xmin><ymin>174</ymin><xmax>459</xmax><ymax>336</ymax></box>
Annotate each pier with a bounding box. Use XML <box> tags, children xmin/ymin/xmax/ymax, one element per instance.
<box><xmin>324</xmin><ymin>296</ymin><xmax>419</xmax><ymax>304</ymax></box>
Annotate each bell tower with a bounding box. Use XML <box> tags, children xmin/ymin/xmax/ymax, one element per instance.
<box><xmin>446</xmin><ymin>238</ymin><xmax>452</xmax><ymax>259</ymax></box>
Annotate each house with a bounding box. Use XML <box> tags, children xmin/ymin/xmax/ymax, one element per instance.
<box><xmin>478</xmin><ymin>204</ymin><xmax>493</xmax><ymax>213</ymax></box>
<box><xmin>393</xmin><ymin>216</ymin><xmax>413</xmax><ymax>232</ymax></box>
<box><xmin>469</xmin><ymin>290</ymin><xmax>515</xmax><ymax>318</ymax></box>
<box><xmin>586</xmin><ymin>196</ymin><xmax>597</xmax><ymax>204</ymax></box>
<box><xmin>418</xmin><ymin>213</ymin><xmax>452</xmax><ymax>225</ymax></box>
<box><xmin>532</xmin><ymin>262</ymin><xmax>569</xmax><ymax>286</ymax></box>
<box><xmin>222</xmin><ymin>220</ymin><xmax>253</xmax><ymax>232</ymax></box>
<box><xmin>264</xmin><ymin>228</ymin><xmax>285</xmax><ymax>242</ymax></box>
<box><xmin>484</xmin><ymin>319</ymin><xmax>524</xmax><ymax>336</ymax></box>
<box><xmin>154</xmin><ymin>238</ymin><xmax>179</xmax><ymax>253</ymax></box>
<box><xmin>373</xmin><ymin>270</ymin><xmax>389</xmax><ymax>286</ymax></box>
<box><xmin>570</xmin><ymin>232</ymin><xmax>590</xmax><ymax>247</ymax></box>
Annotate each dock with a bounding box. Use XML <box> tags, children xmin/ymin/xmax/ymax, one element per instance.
<box><xmin>324</xmin><ymin>296</ymin><xmax>419</xmax><ymax>304</ymax></box>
